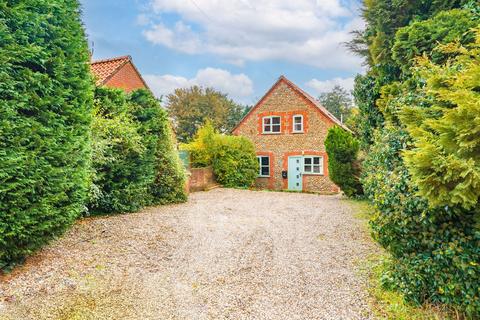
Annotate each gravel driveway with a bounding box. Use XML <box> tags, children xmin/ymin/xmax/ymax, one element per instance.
<box><xmin>0</xmin><ymin>189</ymin><xmax>376</xmax><ymax>320</ymax></box>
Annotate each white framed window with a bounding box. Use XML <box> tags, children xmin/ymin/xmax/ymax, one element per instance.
<box><xmin>257</xmin><ymin>156</ymin><xmax>270</xmax><ymax>177</ymax></box>
<box><xmin>263</xmin><ymin>116</ymin><xmax>281</xmax><ymax>134</ymax></box>
<box><xmin>303</xmin><ymin>156</ymin><xmax>323</xmax><ymax>175</ymax></box>
<box><xmin>292</xmin><ymin>115</ymin><xmax>304</xmax><ymax>133</ymax></box>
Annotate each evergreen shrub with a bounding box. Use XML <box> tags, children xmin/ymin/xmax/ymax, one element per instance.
<box><xmin>0</xmin><ymin>0</ymin><xmax>94</xmax><ymax>268</ymax></box>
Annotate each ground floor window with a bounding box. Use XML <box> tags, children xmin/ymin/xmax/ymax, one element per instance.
<box><xmin>303</xmin><ymin>156</ymin><xmax>323</xmax><ymax>175</ymax></box>
<box><xmin>257</xmin><ymin>156</ymin><xmax>270</xmax><ymax>177</ymax></box>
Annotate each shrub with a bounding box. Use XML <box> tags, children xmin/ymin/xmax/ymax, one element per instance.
<box><xmin>183</xmin><ymin>123</ymin><xmax>258</xmax><ymax>188</ymax></box>
<box><xmin>362</xmin><ymin>127</ymin><xmax>480</xmax><ymax>316</ymax></box>
<box><xmin>0</xmin><ymin>0</ymin><xmax>94</xmax><ymax>268</ymax></box>
<box><xmin>324</xmin><ymin>126</ymin><xmax>363</xmax><ymax>197</ymax></box>
<box><xmin>89</xmin><ymin>88</ymin><xmax>186</xmax><ymax>214</ymax></box>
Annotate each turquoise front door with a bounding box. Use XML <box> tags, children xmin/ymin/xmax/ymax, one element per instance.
<box><xmin>288</xmin><ymin>156</ymin><xmax>303</xmax><ymax>191</ymax></box>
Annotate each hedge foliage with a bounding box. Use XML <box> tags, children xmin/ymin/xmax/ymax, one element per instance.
<box><xmin>183</xmin><ymin>122</ymin><xmax>258</xmax><ymax>188</ymax></box>
<box><xmin>0</xmin><ymin>0</ymin><xmax>94</xmax><ymax>268</ymax></box>
<box><xmin>89</xmin><ymin>88</ymin><xmax>187</xmax><ymax>214</ymax></box>
<box><xmin>360</xmin><ymin>11</ymin><xmax>480</xmax><ymax>315</ymax></box>
<box><xmin>324</xmin><ymin>126</ymin><xmax>363</xmax><ymax>197</ymax></box>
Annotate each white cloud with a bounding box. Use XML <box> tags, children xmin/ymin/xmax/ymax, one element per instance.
<box><xmin>142</xmin><ymin>0</ymin><xmax>363</xmax><ymax>70</ymax></box>
<box><xmin>306</xmin><ymin>77</ymin><xmax>355</xmax><ymax>95</ymax></box>
<box><xmin>144</xmin><ymin>68</ymin><xmax>254</xmax><ymax>101</ymax></box>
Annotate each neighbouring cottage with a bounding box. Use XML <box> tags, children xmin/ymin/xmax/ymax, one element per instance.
<box><xmin>90</xmin><ymin>55</ymin><xmax>150</xmax><ymax>92</ymax></box>
<box><xmin>232</xmin><ymin>76</ymin><xmax>351</xmax><ymax>193</ymax></box>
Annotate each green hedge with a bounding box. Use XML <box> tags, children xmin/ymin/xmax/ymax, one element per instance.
<box><xmin>324</xmin><ymin>126</ymin><xmax>363</xmax><ymax>197</ymax></box>
<box><xmin>0</xmin><ymin>0</ymin><xmax>94</xmax><ymax>268</ymax></box>
<box><xmin>183</xmin><ymin>122</ymin><xmax>258</xmax><ymax>188</ymax></box>
<box><xmin>89</xmin><ymin>88</ymin><xmax>187</xmax><ymax>214</ymax></box>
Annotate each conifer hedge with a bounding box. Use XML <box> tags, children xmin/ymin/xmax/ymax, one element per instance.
<box><xmin>89</xmin><ymin>88</ymin><xmax>187</xmax><ymax>214</ymax></box>
<box><xmin>0</xmin><ymin>0</ymin><xmax>93</xmax><ymax>268</ymax></box>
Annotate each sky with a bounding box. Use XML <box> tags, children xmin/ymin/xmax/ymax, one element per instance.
<box><xmin>80</xmin><ymin>0</ymin><xmax>364</xmax><ymax>105</ymax></box>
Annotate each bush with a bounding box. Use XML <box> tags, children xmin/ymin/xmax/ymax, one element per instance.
<box><xmin>0</xmin><ymin>0</ymin><xmax>94</xmax><ymax>269</ymax></box>
<box><xmin>183</xmin><ymin>122</ymin><xmax>258</xmax><ymax>188</ymax></box>
<box><xmin>324</xmin><ymin>126</ymin><xmax>363</xmax><ymax>197</ymax></box>
<box><xmin>89</xmin><ymin>88</ymin><xmax>186</xmax><ymax>214</ymax></box>
<box><xmin>362</xmin><ymin>127</ymin><xmax>480</xmax><ymax>316</ymax></box>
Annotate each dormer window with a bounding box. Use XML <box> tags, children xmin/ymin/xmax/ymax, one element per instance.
<box><xmin>292</xmin><ymin>115</ymin><xmax>304</xmax><ymax>133</ymax></box>
<box><xmin>263</xmin><ymin>116</ymin><xmax>281</xmax><ymax>134</ymax></box>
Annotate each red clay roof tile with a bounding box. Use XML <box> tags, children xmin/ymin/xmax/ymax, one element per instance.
<box><xmin>90</xmin><ymin>55</ymin><xmax>131</xmax><ymax>86</ymax></box>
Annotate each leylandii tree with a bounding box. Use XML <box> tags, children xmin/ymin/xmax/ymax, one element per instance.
<box><xmin>400</xmin><ymin>31</ymin><xmax>480</xmax><ymax>210</ymax></box>
<box><xmin>0</xmin><ymin>0</ymin><xmax>93</xmax><ymax>268</ymax></box>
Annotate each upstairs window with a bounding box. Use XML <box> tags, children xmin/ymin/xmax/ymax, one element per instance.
<box><xmin>257</xmin><ymin>156</ymin><xmax>270</xmax><ymax>177</ymax></box>
<box><xmin>263</xmin><ymin>116</ymin><xmax>281</xmax><ymax>133</ymax></box>
<box><xmin>292</xmin><ymin>115</ymin><xmax>304</xmax><ymax>133</ymax></box>
<box><xmin>304</xmin><ymin>156</ymin><xmax>323</xmax><ymax>175</ymax></box>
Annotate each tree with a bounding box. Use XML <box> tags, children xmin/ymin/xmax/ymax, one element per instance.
<box><xmin>324</xmin><ymin>126</ymin><xmax>363</xmax><ymax>197</ymax></box>
<box><xmin>166</xmin><ymin>86</ymin><xmax>246</xmax><ymax>142</ymax></box>
<box><xmin>400</xmin><ymin>32</ymin><xmax>480</xmax><ymax>210</ymax></box>
<box><xmin>0</xmin><ymin>0</ymin><xmax>93</xmax><ymax>268</ymax></box>
<box><xmin>182</xmin><ymin>123</ymin><xmax>258</xmax><ymax>188</ymax></box>
<box><xmin>318</xmin><ymin>85</ymin><xmax>353</xmax><ymax>122</ymax></box>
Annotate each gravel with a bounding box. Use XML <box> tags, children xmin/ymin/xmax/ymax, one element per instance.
<box><xmin>0</xmin><ymin>188</ymin><xmax>377</xmax><ymax>320</ymax></box>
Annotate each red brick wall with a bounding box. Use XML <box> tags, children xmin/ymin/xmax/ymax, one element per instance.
<box><xmin>188</xmin><ymin>167</ymin><xmax>215</xmax><ymax>192</ymax></box>
<box><xmin>104</xmin><ymin>62</ymin><xmax>147</xmax><ymax>93</ymax></box>
<box><xmin>233</xmin><ymin>80</ymin><xmax>340</xmax><ymax>193</ymax></box>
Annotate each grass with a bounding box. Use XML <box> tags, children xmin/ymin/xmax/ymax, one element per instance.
<box><xmin>348</xmin><ymin>199</ymin><xmax>461</xmax><ymax>320</ymax></box>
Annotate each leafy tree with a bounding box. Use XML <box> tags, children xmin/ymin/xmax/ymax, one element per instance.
<box><xmin>324</xmin><ymin>126</ymin><xmax>363</xmax><ymax>197</ymax></box>
<box><xmin>318</xmin><ymin>85</ymin><xmax>353</xmax><ymax>122</ymax></box>
<box><xmin>166</xmin><ymin>86</ymin><xmax>246</xmax><ymax>143</ymax></box>
<box><xmin>90</xmin><ymin>88</ymin><xmax>186</xmax><ymax>214</ymax></box>
<box><xmin>400</xmin><ymin>32</ymin><xmax>480</xmax><ymax>210</ymax></box>
<box><xmin>183</xmin><ymin>123</ymin><xmax>258</xmax><ymax>188</ymax></box>
<box><xmin>0</xmin><ymin>0</ymin><xmax>93</xmax><ymax>268</ymax></box>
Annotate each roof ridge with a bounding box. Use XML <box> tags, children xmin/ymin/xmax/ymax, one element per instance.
<box><xmin>91</xmin><ymin>55</ymin><xmax>131</xmax><ymax>65</ymax></box>
<box><xmin>279</xmin><ymin>76</ymin><xmax>351</xmax><ymax>132</ymax></box>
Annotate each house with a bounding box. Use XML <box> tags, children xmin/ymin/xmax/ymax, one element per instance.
<box><xmin>232</xmin><ymin>76</ymin><xmax>350</xmax><ymax>193</ymax></box>
<box><xmin>90</xmin><ymin>55</ymin><xmax>150</xmax><ymax>93</ymax></box>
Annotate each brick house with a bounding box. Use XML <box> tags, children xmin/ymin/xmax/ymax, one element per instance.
<box><xmin>90</xmin><ymin>55</ymin><xmax>150</xmax><ymax>93</ymax></box>
<box><xmin>232</xmin><ymin>76</ymin><xmax>350</xmax><ymax>193</ymax></box>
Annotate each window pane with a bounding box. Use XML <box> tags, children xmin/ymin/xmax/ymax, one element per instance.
<box><xmin>313</xmin><ymin>165</ymin><xmax>320</xmax><ymax>173</ymax></box>
<box><xmin>272</xmin><ymin>117</ymin><xmax>280</xmax><ymax>124</ymax></box>
<box><xmin>264</xmin><ymin>118</ymin><xmax>271</xmax><ymax>125</ymax></box>
<box><xmin>264</xmin><ymin>124</ymin><xmax>271</xmax><ymax>132</ymax></box>
<box><xmin>294</xmin><ymin>116</ymin><xmax>302</xmax><ymax>124</ymax></box>
<box><xmin>304</xmin><ymin>158</ymin><xmax>312</xmax><ymax>165</ymax></box>
<box><xmin>313</xmin><ymin>157</ymin><xmax>320</xmax><ymax>165</ymax></box>
<box><xmin>261</xmin><ymin>157</ymin><xmax>269</xmax><ymax>166</ymax></box>
<box><xmin>295</xmin><ymin>124</ymin><xmax>302</xmax><ymax>131</ymax></box>
<box><xmin>261</xmin><ymin>166</ymin><xmax>269</xmax><ymax>176</ymax></box>
<box><xmin>304</xmin><ymin>165</ymin><xmax>312</xmax><ymax>172</ymax></box>
<box><xmin>272</xmin><ymin>124</ymin><xmax>281</xmax><ymax>132</ymax></box>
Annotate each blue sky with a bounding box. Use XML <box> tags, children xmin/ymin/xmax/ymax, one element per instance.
<box><xmin>80</xmin><ymin>0</ymin><xmax>364</xmax><ymax>105</ymax></box>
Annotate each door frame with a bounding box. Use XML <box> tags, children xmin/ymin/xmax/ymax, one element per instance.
<box><xmin>287</xmin><ymin>156</ymin><xmax>303</xmax><ymax>191</ymax></box>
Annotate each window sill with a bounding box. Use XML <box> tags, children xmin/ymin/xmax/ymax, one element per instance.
<box><xmin>292</xmin><ymin>131</ymin><xmax>304</xmax><ymax>134</ymax></box>
<box><xmin>303</xmin><ymin>173</ymin><xmax>324</xmax><ymax>176</ymax></box>
<box><xmin>262</xmin><ymin>132</ymin><xmax>282</xmax><ymax>135</ymax></box>
<box><xmin>257</xmin><ymin>175</ymin><xmax>271</xmax><ymax>178</ymax></box>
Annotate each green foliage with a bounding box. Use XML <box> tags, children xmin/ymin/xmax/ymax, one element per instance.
<box><xmin>0</xmin><ymin>0</ymin><xmax>93</xmax><ymax>268</ymax></box>
<box><xmin>325</xmin><ymin>126</ymin><xmax>363</xmax><ymax>197</ymax></box>
<box><xmin>362</xmin><ymin>127</ymin><xmax>480</xmax><ymax>317</ymax></box>
<box><xmin>318</xmin><ymin>85</ymin><xmax>353</xmax><ymax>122</ymax></box>
<box><xmin>400</xmin><ymin>32</ymin><xmax>480</xmax><ymax>210</ymax></box>
<box><xmin>183</xmin><ymin>123</ymin><xmax>258</xmax><ymax>188</ymax></box>
<box><xmin>166</xmin><ymin>86</ymin><xmax>246</xmax><ymax>143</ymax></box>
<box><xmin>353</xmin><ymin>74</ymin><xmax>384</xmax><ymax>147</ymax></box>
<box><xmin>392</xmin><ymin>9</ymin><xmax>479</xmax><ymax>75</ymax></box>
<box><xmin>90</xmin><ymin>88</ymin><xmax>186</xmax><ymax>214</ymax></box>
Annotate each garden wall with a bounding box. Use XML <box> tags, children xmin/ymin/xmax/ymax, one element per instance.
<box><xmin>188</xmin><ymin>167</ymin><xmax>216</xmax><ymax>192</ymax></box>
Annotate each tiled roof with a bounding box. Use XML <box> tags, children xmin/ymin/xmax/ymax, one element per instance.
<box><xmin>90</xmin><ymin>55</ymin><xmax>131</xmax><ymax>85</ymax></box>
